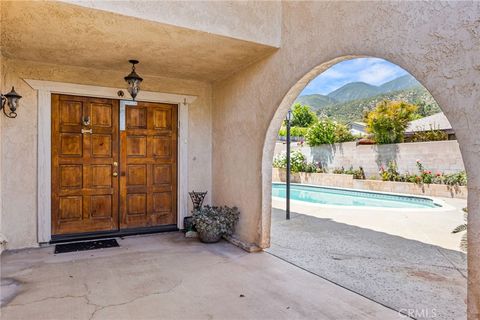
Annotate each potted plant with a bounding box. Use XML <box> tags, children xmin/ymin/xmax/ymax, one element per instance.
<box><xmin>192</xmin><ymin>205</ymin><xmax>240</xmax><ymax>243</ymax></box>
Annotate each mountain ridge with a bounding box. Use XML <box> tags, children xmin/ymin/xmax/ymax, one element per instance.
<box><xmin>294</xmin><ymin>74</ymin><xmax>440</xmax><ymax>123</ymax></box>
<box><xmin>295</xmin><ymin>74</ymin><xmax>427</xmax><ymax>113</ymax></box>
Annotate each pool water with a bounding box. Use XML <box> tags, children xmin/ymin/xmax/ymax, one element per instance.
<box><xmin>272</xmin><ymin>183</ymin><xmax>439</xmax><ymax>209</ymax></box>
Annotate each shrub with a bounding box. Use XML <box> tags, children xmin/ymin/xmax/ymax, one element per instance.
<box><xmin>290</xmin><ymin>150</ymin><xmax>308</xmax><ymax>172</ymax></box>
<box><xmin>365</xmin><ymin>100</ymin><xmax>418</xmax><ymax>144</ymax></box>
<box><xmin>332</xmin><ymin>166</ymin><xmax>365</xmax><ymax>179</ymax></box>
<box><xmin>378</xmin><ymin>160</ymin><xmax>467</xmax><ymax>186</ymax></box>
<box><xmin>272</xmin><ymin>150</ymin><xmax>307</xmax><ymax>173</ymax></box>
<box><xmin>192</xmin><ymin>205</ymin><xmax>240</xmax><ymax>238</ymax></box>
<box><xmin>379</xmin><ymin>161</ymin><xmax>404</xmax><ymax>182</ymax></box>
<box><xmin>278</xmin><ymin>126</ymin><xmax>309</xmax><ymax>138</ymax></box>
<box><xmin>335</xmin><ymin>123</ymin><xmax>356</xmax><ymax>143</ymax></box>
<box><xmin>272</xmin><ymin>150</ymin><xmax>326</xmax><ymax>173</ymax></box>
<box><xmin>443</xmin><ymin>171</ymin><xmax>467</xmax><ymax>187</ymax></box>
<box><xmin>289</xmin><ymin>103</ymin><xmax>317</xmax><ymax>128</ymax></box>
<box><xmin>410</xmin><ymin>125</ymin><xmax>448</xmax><ymax>142</ymax></box>
<box><xmin>306</xmin><ymin>118</ymin><xmax>336</xmax><ymax>146</ymax></box>
<box><xmin>272</xmin><ymin>152</ymin><xmax>287</xmax><ymax>169</ymax></box>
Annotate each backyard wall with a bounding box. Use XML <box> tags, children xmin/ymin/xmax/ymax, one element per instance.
<box><xmin>272</xmin><ymin>169</ymin><xmax>468</xmax><ymax>199</ymax></box>
<box><xmin>274</xmin><ymin>140</ymin><xmax>465</xmax><ymax>178</ymax></box>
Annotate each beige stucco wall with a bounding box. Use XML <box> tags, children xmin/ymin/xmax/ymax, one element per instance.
<box><xmin>62</xmin><ymin>0</ymin><xmax>282</xmax><ymax>47</ymax></box>
<box><xmin>0</xmin><ymin>57</ymin><xmax>213</xmax><ymax>249</ymax></box>
<box><xmin>212</xmin><ymin>1</ymin><xmax>480</xmax><ymax>317</ymax></box>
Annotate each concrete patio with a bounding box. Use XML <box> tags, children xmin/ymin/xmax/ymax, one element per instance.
<box><xmin>1</xmin><ymin>232</ymin><xmax>405</xmax><ymax>320</ymax></box>
<box><xmin>269</xmin><ymin>198</ymin><xmax>467</xmax><ymax>319</ymax></box>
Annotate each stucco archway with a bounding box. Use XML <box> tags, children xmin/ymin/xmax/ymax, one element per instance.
<box><xmin>260</xmin><ymin>54</ymin><xmax>471</xmax><ymax>316</ymax></box>
<box><xmin>211</xmin><ymin>3</ymin><xmax>479</xmax><ymax>317</ymax></box>
<box><xmin>260</xmin><ymin>55</ymin><xmax>470</xmax><ymax>246</ymax></box>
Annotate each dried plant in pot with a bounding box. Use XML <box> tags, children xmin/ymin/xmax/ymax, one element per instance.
<box><xmin>192</xmin><ymin>205</ymin><xmax>240</xmax><ymax>243</ymax></box>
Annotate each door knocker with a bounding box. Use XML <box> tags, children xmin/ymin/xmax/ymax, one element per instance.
<box><xmin>82</xmin><ymin>116</ymin><xmax>91</xmax><ymax>126</ymax></box>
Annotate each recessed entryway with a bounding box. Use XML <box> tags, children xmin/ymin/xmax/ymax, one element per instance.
<box><xmin>51</xmin><ymin>94</ymin><xmax>178</xmax><ymax>238</ymax></box>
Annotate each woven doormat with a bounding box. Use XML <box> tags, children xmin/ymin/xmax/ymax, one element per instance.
<box><xmin>54</xmin><ymin>239</ymin><xmax>119</xmax><ymax>254</ymax></box>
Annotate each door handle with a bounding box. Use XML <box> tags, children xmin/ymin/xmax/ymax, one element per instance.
<box><xmin>112</xmin><ymin>172</ymin><xmax>118</xmax><ymax>177</ymax></box>
<box><xmin>81</xmin><ymin>128</ymin><xmax>93</xmax><ymax>134</ymax></box>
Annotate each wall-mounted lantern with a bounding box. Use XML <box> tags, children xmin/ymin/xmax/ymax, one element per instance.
<box><xmin>1</xmin><ymin>86</ymin><xmax>22</xmax><ymax>118</ymax></box>
<box><xmin>124</xmin><ymin>60</ymin><xmax>143</xmax><ymax>100</ymax></box>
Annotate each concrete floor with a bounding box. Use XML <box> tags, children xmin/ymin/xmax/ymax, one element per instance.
<box><xmin>269</xmin><ymin>198</ymin><xmax>467</xmax><ymax>320</ymax></box>
<box><xmin>0</xmin><ymin>232</ymin><xmax>405</xmax><ymax>320</ymax></box>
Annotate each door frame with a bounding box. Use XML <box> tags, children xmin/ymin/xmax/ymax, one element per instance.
<box><xmin>25</xmin><ymin>79</ymin><xmax>197</xmax><ymax>244</ymax></box>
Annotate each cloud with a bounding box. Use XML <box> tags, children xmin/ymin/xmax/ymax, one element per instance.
<box><xmin>300</xmin><ymin>58</ymin><xmax>408</xmax><ymax>96</ymax></box>
<box><xmin>356</xmin><ymin>60</ymin><xmax>405</xmax><ymax>85</ymax></box>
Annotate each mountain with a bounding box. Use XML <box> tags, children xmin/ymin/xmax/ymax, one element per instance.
<box><xmin>327</xmin><ymin>82</ymin><xmax>381</xmax><ymax>103</ymax></box>
<box><xmin>318</xmin><ymin>87</ymin><xmax>441</xmax><ymax>124</ymax></box>
<box><xmin>379</xmin><ymin>74</ymin><xmax>421</xmax><ymax>93</ymax></box>
<box><xmin>295</xmin><ymin>94</ymin><xmax>338</xmax><ymax>111</ymax></box>
<box><xmin>292</xmin><ymin>74</ymin><xmax>438</xmax><ymax>123</ymax></box>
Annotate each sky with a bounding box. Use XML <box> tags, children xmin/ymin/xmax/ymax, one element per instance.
<box><xmin>300</xmin><ymin>58</ymin><xmax>409</xmax><ymax>96</ymax></box>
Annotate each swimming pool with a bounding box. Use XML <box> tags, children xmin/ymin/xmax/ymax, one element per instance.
<box><xmin>272</xmin><ymin>183</ymin><xmax>442</xmax><ymax>209</ymax></box>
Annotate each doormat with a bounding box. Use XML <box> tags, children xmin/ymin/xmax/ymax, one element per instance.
<box><xmin>54</xmin><ymin>239</ymin><xmax>119</xmax><ymax>254</ymax></box>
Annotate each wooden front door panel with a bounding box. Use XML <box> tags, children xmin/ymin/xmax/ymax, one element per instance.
<box><xmin>52</xmin><ymin>95</ymin><xmax>119</xmax><ymax>235</ymax></box>
<box><xmin>120</xmin><ymin>102</ymin><xmax>178</xmax><ymax>229</ymax></box>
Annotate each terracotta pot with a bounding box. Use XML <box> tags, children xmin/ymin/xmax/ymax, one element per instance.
<box><xmin>197</xmin><ymin>229</ymin><xmax>222</xmax><ymax>243</ymax></box>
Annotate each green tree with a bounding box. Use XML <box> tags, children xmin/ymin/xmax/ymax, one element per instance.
<box><xmin>290</xmin><ymin>103</ymin><xmax>317</xmax><ymax>127</ymax></box>
<box><xmin>278</xmin><ymin>126</ymin><xmax>309</xmax><ymax>138</ymax></box>
<box><xmin>365</xmin><ymin>100</ymin><xmax>418</xmax><ymax>144</ymax></box>
<box><xmin>334</xmin><ymin>123</ymin><xmax>355</xmax><ymax>143</ymax></box>
<box><xmin>415</xmin><ymin>100</ymin><xmax>441</xmax><ymax>117</ymax></box>
<box><xmin>306</xmin><ymin>118</ymin><xmax>336</xmax><ymax>146</ymax></box>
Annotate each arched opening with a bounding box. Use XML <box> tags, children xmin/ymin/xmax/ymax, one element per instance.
<box><xmin>261</xmin><ymin>56</ymin><xmax>468</xmax><ymax>318</ymax></box>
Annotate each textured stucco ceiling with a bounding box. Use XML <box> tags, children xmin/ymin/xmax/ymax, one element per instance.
<box><xmin>1</xmin><ymin>1</ymin><xmax>277</xmax><ymax>82</ymax></box>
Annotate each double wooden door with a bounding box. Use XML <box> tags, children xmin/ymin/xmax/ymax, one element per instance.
<box><xmin>51</xmin><ymin>94</ymin><xmax>177</xmax><ymax>236</ymax></box>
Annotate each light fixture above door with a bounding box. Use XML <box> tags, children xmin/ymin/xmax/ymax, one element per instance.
<box><xmin>124</xmin><ymin>60</ymin><xmax>143</xmax><ymax>100</ymax></box>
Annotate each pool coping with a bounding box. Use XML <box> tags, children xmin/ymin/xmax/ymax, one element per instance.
<box><xmin>271</xmin><ymin>182</ymin><xmax>457</xmax><ymax>212</ymax></box>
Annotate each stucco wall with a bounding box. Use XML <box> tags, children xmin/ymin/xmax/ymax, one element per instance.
<box><xmin>274</xmin><ymin>140</ymin><xmax>465</xmax><ymax>178</ymax></box>
<box><xmin>61</xmin><ymin>0</ymin><xmax>282</xmax><ymax>47</ymax></box>
<box><xmin>211</xmin><ymin>1</ymin><xmax>480</xmax><ymax>317</ymax></box>
<box><xmin>0</xmin><ymin>57</ymin><xmax>213</xmax><ymax>249</ymax></box>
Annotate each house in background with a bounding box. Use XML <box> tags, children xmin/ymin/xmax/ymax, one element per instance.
<box><xmin>349</xmin><ymin>112</ymin><xmax>455</xmax><ymax>140</ymax></box>
<box><xmin>405</xmin><ymin>112</ymin><xmax>456</xmax><ymax>140</ymax></box>
<box><xmin>349</xmin><ymin>121</ymin><xmax>367</xmax><ymax>136</ymax></box>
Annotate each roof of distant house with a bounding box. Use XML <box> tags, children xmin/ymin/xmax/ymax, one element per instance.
<box><xmin>406</xmin><ymin>112</ymin><xmax>453</xmax><ymax>133</ymax></box>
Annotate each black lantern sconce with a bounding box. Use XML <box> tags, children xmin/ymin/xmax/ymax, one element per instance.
<box><xmin>1</xmin><ymin>86</ymin><xmax>22</xmax><ymax>118</ymax></box>
<box><xmin>124</xmin><ymin>60</ymin><xmax>143</xmax><ymax>100</ymax></box>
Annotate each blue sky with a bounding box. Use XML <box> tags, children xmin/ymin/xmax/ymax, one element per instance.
<box><xmin>300</xmin><ymin>58</ymin><xmax>409</xmax><ymax>96</ymax></box>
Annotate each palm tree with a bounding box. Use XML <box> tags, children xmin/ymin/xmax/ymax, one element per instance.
<box><xmin>452</xmin><ymin>208</ymin><xmax>467</xmax><ymax>252</ymax></box>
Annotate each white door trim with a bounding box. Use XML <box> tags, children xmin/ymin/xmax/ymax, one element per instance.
<box><xmin>25</xmin><ymin>79</ymin><xmax>196</xmax><ymax>243</ymax></box>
